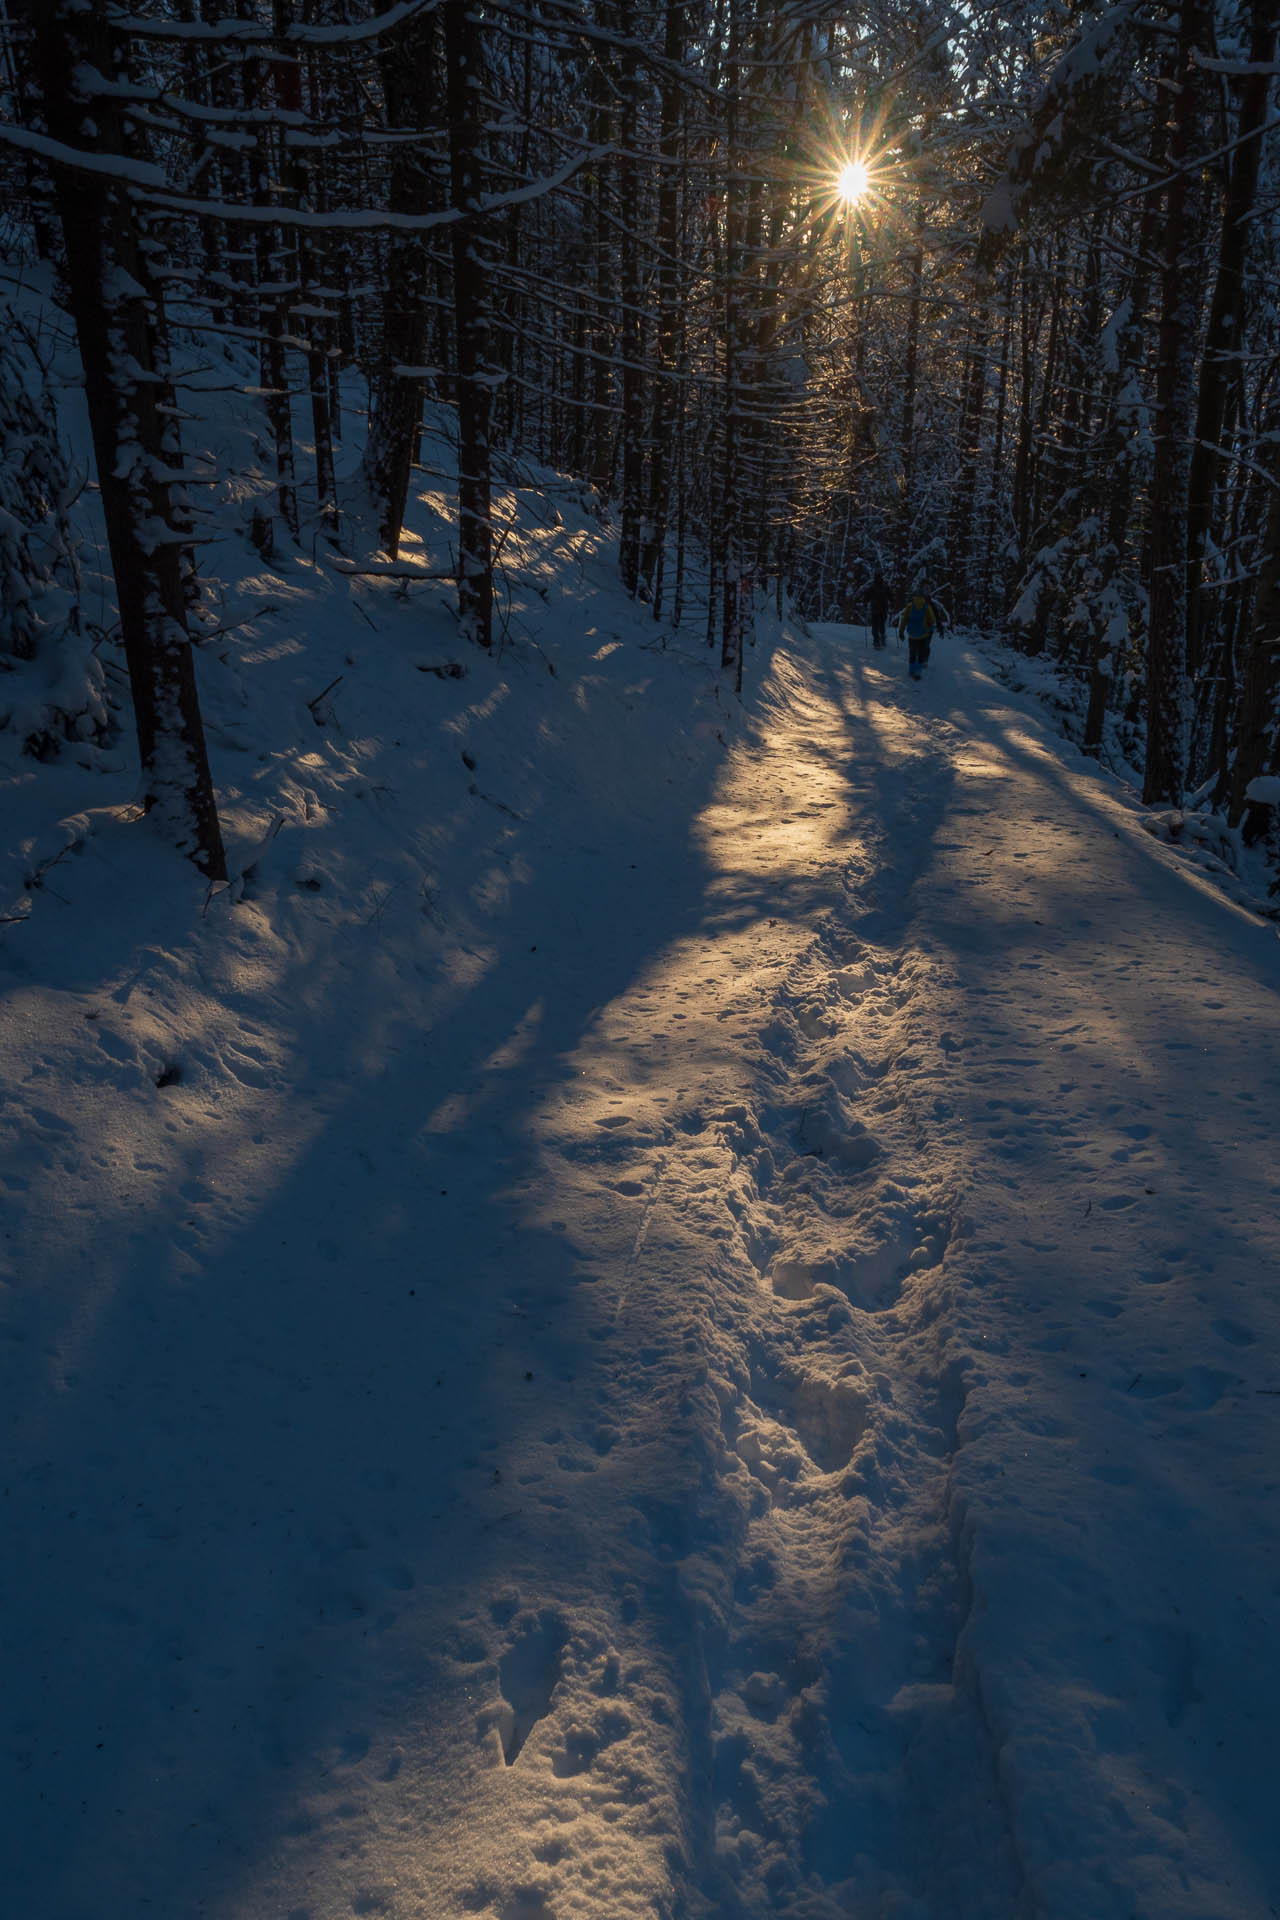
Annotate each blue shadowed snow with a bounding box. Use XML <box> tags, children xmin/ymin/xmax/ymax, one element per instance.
<box><xmin>3</xmin><ymin>371</ymin><xmax>1280</xmax><ymax>1919</ymax></box>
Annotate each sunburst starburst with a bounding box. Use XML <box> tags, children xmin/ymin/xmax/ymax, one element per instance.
<box><xmin>837</xmin><ymin>159</ymin><xmax>871</xmax><ymax>205</ymax></box>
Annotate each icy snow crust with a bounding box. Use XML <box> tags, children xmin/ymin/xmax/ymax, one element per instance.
<box><xmin>4</xmin><ymin>520</ymin><xmax>1280</xmax><ymax>1919</ymax></box>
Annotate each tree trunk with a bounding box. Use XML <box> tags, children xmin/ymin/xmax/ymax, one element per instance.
<box><xmin>364</xmin><ymin>13</ymin><xmax>441</xmax><ymax>556</ymax></box>
<box><xmin>274</xmin><ymin>2</ymin><xmax>337</xmax><ymax>540</ymax></box>
<box><xmin>1228</xmin><ymin>459</ymin><xmax>1280</xmax><ymax>841</ymax></box>
<box><xmin>639</xmin><ymin>0</ymin><xmax>686</xmax><ymax>607</ymax></box>
<box><xmin>587</xmin><ymin>9</ymin><xmax>615</xmax><ymax>496</ymax></box>
<box><xmin>1013</xmin><ymin>252</ymin><xmax>1040</xmax><ymax>561</ymax></box>
<box><xmin>981</xmin><ymin>271</ymin><xmax>1016</xmax><ymax>624</ymax></box>
<box><xmin>617</xmin><ymin>0</ymin><xmax>645</xmax><ymax>596</ymax></box>
<box><xmin>1143</xmin><ymin>0</ymin><xmax>1206</xmax><ymax>807</ymax></box>
<box><xmin>946</xmin><ymin>316</ymin><xmax>989</xmax><ymax>612</ymax></box>
<box><xmin>20</xmin><ymin>1</ymin><xmax>225</xmax><ymax>878</ymax></box>
<box><xmin>1029</xmin><ymin>256</ymin><xmax>1062</xmax><ymax>536</ymax></box>
<box><xmin>897</xmin><ymin>195</ymin><xmax>926</xmax><ymax>568</ymax></box>
<box><xmin>444</xmin><ymin>0</ymin><xmax>493</xmax><ymax>648</ymax></box>
<box><xmin>719</xmin><ymin>0</ymin><xmax>744</xmax><ymax>687</ymax></box>
<box><xmin>1185</xmin><ymin>0</ymin><xmax>1274</xmax><ymax>686</ymax></box>
<box><xmin>243</xmin><ymin>8</ymin><xmax>299</xmax><ymax>544</ymax></box>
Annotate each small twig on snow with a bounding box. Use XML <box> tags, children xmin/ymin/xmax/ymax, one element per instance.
<box><xmin>307</xmin><ymin>674</ymin><xmax>343</xmax><ymax>722</ymax></box>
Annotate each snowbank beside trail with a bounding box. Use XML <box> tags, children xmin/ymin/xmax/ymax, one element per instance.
<box><xmin>855</xmin><ymin>633</ymin><xmax>1280</xmax><ymax>1920</ymax></box>
<box><xmin>968</xmin><ymin>626</ymin><xmax>1280</xmax><ymax>925</ymax></box>
<box><xmin>1</xmin><ymin>434</ymin><xmax>746</xmax><ymax>1918</ymax></box>
<box><xmin>4</xmin><ymin>538</ymin><xmax>1280</xmax><ymax>1920</ymax></box>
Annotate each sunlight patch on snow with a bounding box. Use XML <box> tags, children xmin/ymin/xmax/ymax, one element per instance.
<box><xmin>237</xmin><ymin>631</ymin><xmax>305</xmax><ymax>666</ymax></box>
<box><xmin>696</xmin><ymin>670</ymin><xmax>857</xmax><ymax>898</ymax></box>
<box><xmin>472</xmin><ymin>863</ymin><xmax>522</xmax><ymax>914</ymax></box>
<box><xmin>949</xmin><ymin>742</ymin><xmax>1012</xmax><ymax>782</ymax></box>
<box><xmin>477</xmin><ymin>999</ymin><xmax>546</xmax><ymax>1075</ymax></box>
<box><xmin>999</xmin><ymin>723</ymin><xmax>1065</xmax><ymax>765</ymax></box>
<box><xmin>446</xmin><ymin>683</ymin><xmax>512</xmax><ymax>732</ymax></box>
<box><xmin>424</xmin><ymin>1090</ymin><xmax>472</xmax><ymax>1135</ymax></box>
<box><xmin>854</xmin><ymin>692</ymin><xmax>931</xmax><ymax>768</ymax></box>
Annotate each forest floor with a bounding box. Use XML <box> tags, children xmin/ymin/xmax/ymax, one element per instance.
<box><xmin>4</xmin><ymin>496</ymin><xmax>1280</xmax><ymax>1920</ymax></box>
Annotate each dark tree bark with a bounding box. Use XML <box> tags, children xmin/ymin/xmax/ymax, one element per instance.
<box><xmin>980</xmin><ymin>270</ymin><xmax>1015</xmax><ymax>627</ymax></box>
<box><xmin>896</xmin><ymin>194</ymin><xmax>926</xmax><ymax>567</ymax></box>
<box><xmin>946</xmin><ymin>315</ymin><xmax>989</xmax><ymax>611</ymax></box>
<box><xmin>1012</xmin><ymin>252</ymin><xmax>1041</xmax><ymax>564</ymax></box>
<box><xmin>1185</xmin><ymin>0</ymin><xmax>1275</xmax><ymax>689</ymax></box>
<box><xmin>586</xmin><ymin>10</ymin><xmax>616</xmax><ymax>497</ymax></box>
<box><xmin>275</xmin><ymin>1</ymin><xmax>338</xmax><ymax>540</ymax></box>
<box><xmin>640</xmin><ymin>0</ymin><xmax>686</xmax><ymax>612</ymax></box>
<box><xmin>616</xmin><ymin>0</ymin><xmax>646</xmax><ymax>596</ymax></box>
<box><xmin>568</xmin><ymin>256</ymin><xmax>589</xmax><ymax>478</ymax></box>
<box><xmin>364</xmin><ymin>13</ymin><xmax>442</xmax><ymax>556</ymax></box>
<box><xmin>1228</xmin><ymin>452</ymin><xmax>1280</xmax><ymax>841</ymax></box>
<box><xmin>243</xmin><ymin>6</ymin><xmax>300</xmax><ymax>544</ymax></box>
<box><xmin>444</xmin><ymin>0</ymin><xmax>493</xmax><ymax>648</ymax></box>
<box><xmin>1143</xmin><ymin>0</ymin><xmax>1207</xmax><ymax>808</ymax></box>
<box><xmin>719</xmin><ymin>0</ymin><xmax>745</xmax><ymax>687</ymax></box>
<box><xmin>1029</xmin><ymin>254</ymin><xmax>1063</xmax><ymax>539</ymax></box>
<box><xmin>19</xmin><ymin>0</ymin><xmax>225</xmax><ymax>879</ymax></box>
<box><xmin>495</xmin><ymin>29</ymin><xmax>536</xmax><ymax>454</ymax></box>
<box><xmin>1084</xmin><ymin>198</ymin><xmax>1160</xmax><ymax>755</ymax></box>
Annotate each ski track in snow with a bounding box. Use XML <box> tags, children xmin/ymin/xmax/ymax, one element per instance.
<box><xmin>4</xmin><ymin>604</ymin><xmax>1280</xmax><ymax>1920</ymax></box>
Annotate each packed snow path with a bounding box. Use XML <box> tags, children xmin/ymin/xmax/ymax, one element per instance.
<box><xmin>5</xmin><ymin>620</ymin><xmax>1280</xmax><ymax>1920</ymax></box>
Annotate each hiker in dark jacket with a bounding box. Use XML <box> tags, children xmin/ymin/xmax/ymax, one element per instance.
<box><xmin>898</xmin><ymin>587</ymin><xmax>937</xmax><ymax>679</ymax></box>
<box><xmin>868</xmin><ymin>569</ymin><xmax>890</xmax><ymax>649</ymax></box>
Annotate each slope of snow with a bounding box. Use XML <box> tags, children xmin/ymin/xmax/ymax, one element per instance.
<box><xmin>4</xmin><ymin>487</ymin><xmax>1280</xmax><ymax>1920</ymax></box>
<box><xmin>968</xmin><ymin>629</ymin><xmax>1280</xmax><ymax>924</ymax></box>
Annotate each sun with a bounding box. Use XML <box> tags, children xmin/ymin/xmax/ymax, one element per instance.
<box><xmin>836</xmin><ymin>158</ymin><xmax>870</xmax><ymax>205</ymax></box>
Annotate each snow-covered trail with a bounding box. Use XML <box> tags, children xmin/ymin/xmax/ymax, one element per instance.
<box><xmin>5</xmin><ymin>618</ymin><xmax>1280</xmax><ymax>1920</ymax></box>
<box><xmin>421</xmin><ymin>637</ymin><xmax>1025</xmax><ymax>1919</ymax></box>
<box><xmin>399</xmin><ymin>627</ymin><xmax>1280</xmax><ymax>1920</ymax></box>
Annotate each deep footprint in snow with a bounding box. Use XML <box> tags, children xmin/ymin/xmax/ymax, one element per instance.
<box><xmin>769</xmin><ymin>1257</ymin><xmax>826</xmax><ymax>1301</ymax></box>
<box><xmin>494</xmin><ymin>1613</ymin><xmax>568</xmax><ymax>1764</ymax></box>
<box><xmin>1211</xmin><ymin>1318</ymin><xmax>1255</xmax><ymax>1347</ymax></box>
<box><xmin>1123</xmin><ymin>1368</ymin><xmax>1236</xmax><ymax>1409</ymax></box>
<box><xmin>768</xmin><ymin>1215</ymin><xmax>950</xmax><ymax>1312</ymax></box>
<box><xmin>792</xmin><ymin>1109</ymin><xmax>880</xmax><ymax>1171</ymax></box>
<box><xmin>550</xmin><ymin>1704</ymin><xmax>631</xmax><ymax>1777</ymax></box>
<box><xmin>459</xmin><ymin>1883</ymin><xmax>557</xmax><ymax>1920</ymax></box>
<box><xmin>752</xmin><ymin>1369</ymin><xmax>868</xmax><ymax>1475</ymax></box>
<box><xmin>795</xmin><ymin>1003</ymin><xmax>836</xmax><ymax>1039</ymax></box>
<box><xmin>832</xmin><ymin>964</ymin><xmax>883</xmax><ymax>999</ymax></box>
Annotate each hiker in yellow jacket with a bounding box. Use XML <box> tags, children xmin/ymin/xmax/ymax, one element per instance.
<box><xmin>899</xmin><ymin>587</ymin><xmax>936</xmax><ymax>680</ymax></box>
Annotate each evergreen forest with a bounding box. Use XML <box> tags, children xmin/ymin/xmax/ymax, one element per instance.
<box><xmin>1</xmin><ymin>0</ymin><xmax>1278</xmax><ymax>881</ymax></box>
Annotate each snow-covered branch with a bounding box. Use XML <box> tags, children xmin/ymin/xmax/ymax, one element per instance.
<box><xmin>110</xmin><ymin>0</ymin><xmax>441</xmax><ymax>48</ymax></box>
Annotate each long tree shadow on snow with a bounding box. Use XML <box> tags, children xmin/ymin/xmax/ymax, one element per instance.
<box><xmin>13</xmin><ymin>622</ymin><xmax>1276</xmax><ymax>1917</ymax></box>
<box><xmin>828</xmin><ymin>630</ymin><xmax>1280</xmax><ymax>1908</ymax></box>
<box><xmin>2</xmin><ymin>626</ymin><xmax>901</xmax><ymax>1918</ymax></box>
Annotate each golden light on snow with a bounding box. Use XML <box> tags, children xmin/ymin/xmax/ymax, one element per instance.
<box><xmin>836</xmin><ymin>159</ymin><xmax>870</xmax><ymax>205</ymax></box>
